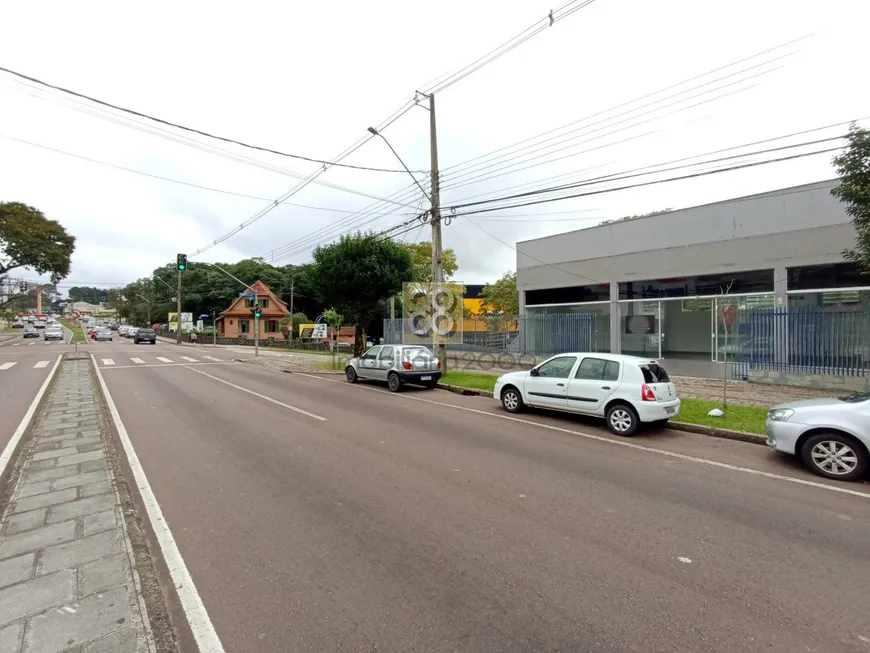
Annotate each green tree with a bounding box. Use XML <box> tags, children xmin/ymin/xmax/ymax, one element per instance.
<box><xmin>0</xmin><ymin>202</ymin><xmax>75</xmax><ymax>308</ymax></box>
<box><xmin>832</xmin><ymin>124</ymin><xmax>870</xmax><ymax>271</ymax></box>
<box><xmin>322</xmin><ymin>307</ymin><xmax>344</xmax><ymax>329</ymax></box>
<box><xmin>309</xmin><ymin>232</ymin><xmax>413</xmax><ymax>354</ymax></box>
<box><xmin>479</xmin><ymin>272</ymin><xmax>519</xmax><ymax>331</ymax></box>
<box><xmin>402</xmin><ymin>241</ymin><xmax>459</xmax><ymax>282</ymax></box>
<box><xmin>68</xmin><ymin>286</ymin><xmax>109</xmax><ymax>304</ymax></box>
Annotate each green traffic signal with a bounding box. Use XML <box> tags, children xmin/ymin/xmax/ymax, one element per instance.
<box><xmin>176</xmin><ymin>253</ymin><xmax>187</xmax><ymax>271</ymax></box>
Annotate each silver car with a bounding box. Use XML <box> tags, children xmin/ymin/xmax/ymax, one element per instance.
<box><xmin>345</xmin><ymin>344</ymin><xmax>441</xmax><ymax>392</ymax></box>
<box><xmin>44</xmin><ymin>325</ymin><xmax>64</xmax><ymax>341</ymax></box>
<box><xmin>95</xmin><ymin>329</ymin><xmax>113</xmax><ymax>341</ymax></box>
<box><xmin>766</xmin><ymin>393</ymin><xmax>870</xmax><ymax>482</ymax></box>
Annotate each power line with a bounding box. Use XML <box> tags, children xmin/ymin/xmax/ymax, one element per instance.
<box><xmin>0</xmin><ymin>66</ymin><xmax>423</xmax><ymax>174</ymax></box>
<box><xmin>447</xmin><ymin>147</ymin><xmax>841</xmax><ymax>217</ymax></box>
<box><xmin>0</xmin><ymin>132</ymin><xmax>415</xmax><ymax>218</ymax></box>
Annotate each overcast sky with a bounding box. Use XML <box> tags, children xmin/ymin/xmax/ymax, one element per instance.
<box><xmin>1</xmin><ymin>0</ymin><xmax>868</xmax><ymax>296</ymax></box>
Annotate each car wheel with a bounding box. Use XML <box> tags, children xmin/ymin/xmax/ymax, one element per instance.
<box><xmin>606</xmin><ymin>403</ymin><xmax>639</xmax><ymax>436</ymax></box>
<box><xmin>501</xmin><ymin>386</ymin><xmax>524</xmax><ymax>413</ymax></box>
<box><xmin>387</xmin><ymin>372</ymin><xmax>402</xmax><ymax>393</ymax></box>
<box><xmin>346</xmin><ymin>367</ymin><xmax>358</xmax><ymax>383</ymax></box>
<box><xmin>801</xmin><ymin>432</ymin><xmax>868</xmax><ymax>482</ymax></box>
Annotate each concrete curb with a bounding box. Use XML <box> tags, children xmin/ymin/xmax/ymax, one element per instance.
<box><xmin>436</xmin><ymin>383</ymin><xmax>766</xmax><ymax>446</ymax></box>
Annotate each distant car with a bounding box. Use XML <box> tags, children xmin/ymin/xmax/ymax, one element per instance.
<box><xmin>34</xmin><ymin>321</ymin><xmax>46</xmax><ymax>329</ymax></box>
<box><xmin>766</xmin><ymin>393</ymin><xmax>870</xmax><ymax>482</ymax></box>
<box><xmin>95</xmin><ymin>329</ymin><xmax>113</xmax><ymax>342</ymax></box>
<box><xmin>89</xmin><ymin>327</ymin><xmax>100</xmax><ymax>339</ymax></box>
<box><xmin>345</xmin><ymin>344</ymin><xmax>442</xmax><ymax>392</ymax></box>
<box><xmin>110</xmin><ymin>324</ymin><xmax>119</xmax><ymax>331</ymax></box>
<box><xmin>23</xmin><ymin>326</ymin><xmax>39</xmax><ymax>338</ymax></box>
<box><xmin>493</xmin><ymin>353</ymin><xmax>680</xmax><ymax>436</ymax></box>
<box><xmin>132</xmin><ymin>328</ymin><xmax>156</xmax><ymax>344</ymax></box>
<box><xmin>125</xmin><ymin>327</ymin><xmax>137</xmax><ymax>339</ymax></box>
<box><xmin>12</xmin><ymin>320</ymin><xmax>24</xmax><ymax>328</ymax></box>
<box><xmin>44</xmin><ymin>325</ymin><xmax>64</xmax><ymax>341</ymax></box>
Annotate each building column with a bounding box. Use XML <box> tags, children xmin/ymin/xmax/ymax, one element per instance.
<box><xmin>773</xmin><ymin>266</ymin><xmax>788</xmax><ymax>366</ymax></box>
<box><xmin>609</xmin><ymin>282</ymin><xmax>620</xmax><ymax>354</ymax></box>
<box><xmin>774</xmin><ymin>266</ymin><xmax>787</xmax><ymax>308</ymax></box>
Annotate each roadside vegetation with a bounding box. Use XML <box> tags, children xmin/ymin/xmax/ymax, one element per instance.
<box><xmin>59</xmin><ymin>318</ymin><xmax>86</xmax><ymax>341</ymax></box>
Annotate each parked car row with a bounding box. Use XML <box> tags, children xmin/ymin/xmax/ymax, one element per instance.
<box><xmin>344</xmin><ymin>348</ymin><xmax>870</xmax><ymax>484</ymax></box>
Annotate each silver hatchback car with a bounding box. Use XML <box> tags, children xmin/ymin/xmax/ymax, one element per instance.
<box><xmin>345</xmin><ymin>344</ymin><xmax>441</xmax><ymax>392</ymax></box>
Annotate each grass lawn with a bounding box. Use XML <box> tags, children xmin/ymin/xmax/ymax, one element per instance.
<box><xmin>673</xmin><ymin>398</ymin><xmax>767</xmax><ymax>435</ymax></box>
<box><xmin>440</xmin><ymin>370</ymin><xmax>767</xmax><ymax>434</ymax></box>
<box><xmin>315</xmin><ymin>358</ymin><xmax>346</xmax><ymax>371</ymax></box>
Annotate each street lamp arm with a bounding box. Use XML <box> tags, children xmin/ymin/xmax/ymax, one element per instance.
<box><xmin>367</xmin><ymin>128</ymin><xmax>432</xmax><ymax>204</ymax></box>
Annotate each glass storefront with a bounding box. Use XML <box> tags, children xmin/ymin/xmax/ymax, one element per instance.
<box><xmin>524</xmin><ymin>303</ymin><xmax>611</xmax><ymax>354</ymax></box>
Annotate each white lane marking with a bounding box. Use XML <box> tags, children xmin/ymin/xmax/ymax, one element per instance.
<box><xmin>0</xmin><ymin>362</ymin><xmax>17</xmax><ymax>370</ymax></box>
<box><xmin>156</xmin><ymin>357</ymin><xmax>174</xmax><ymax>363</ymax></box>
<box><xmin>101</xmin><ymin>362</ymin><xmax>237</xmax><ymax>371</ymax></box>
<box><xmin>294</xmin><ymin>373</ymin><xmax>870</xmax><ymax>500</ymax></box>
<box><xmin>130</xmin><ymin>358</ymin><xmax>146</xmax><ymax>365</ymax></box>
<box><xmin>12</xmin><ymin>343</ymin><xmax>19</xmax><ymax>347</ymax></box>
<box><xmin>202</xmin><ymin>356</ymin><xmax>222</xmax><ymax>362</ymax></box>
<box><xmin>90</xmin><ymin>355</ymin><xmax>226</xmax><ymax>653</ymax></box>
<box><xmin>33</xmin><ymin>360</ymin><xmax>50</xmax><ymax>369</ymax></box>
<box><xmin>102</xmin><ymin>359</ymin><xmax>115</xmax><ymax>366</ymax></box>
<box><xmin>180</xmin><ymin>356</ymin><xmax>198</xmax><ymax>362</ymax></box>
<box><xmin>0</xmin><ymin>355</ymin><xmax>62</xmax><ymax>479</ymax></box>
<box><xmin>183</xmin><ymin>366</ymin><xmax>327</xmax><ymax>421</ymax></box>
<box><xmin>677</xmin><ymin>556</ymin><xmax>693</xmax><ymax>564</ymax></box>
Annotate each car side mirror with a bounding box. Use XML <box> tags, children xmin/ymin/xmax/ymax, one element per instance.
<box><xmin>530</xmin><ymin>367</ymin><xmax>539</xmax><ymax>377</ymax></box>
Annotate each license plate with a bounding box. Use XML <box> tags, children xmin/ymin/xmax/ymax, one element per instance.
<box><xmin>664</xmin><ymin>406</ymin><xmax>676</xmax><ymax>415</ymax></box>
<box><xmin>421</xmin><ymin>375</ymin><xmax>432</xmax><ymax>381</ymax></box>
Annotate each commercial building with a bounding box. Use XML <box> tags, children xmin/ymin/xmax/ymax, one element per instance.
<box><xmin>516</xmin><ymin>179</ymin><xmax>870</xmax><ymax>378</ymax></box>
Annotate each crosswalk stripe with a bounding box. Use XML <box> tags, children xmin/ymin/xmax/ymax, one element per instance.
<box><xmin>102</xmin><ymin>359</ymin><xmax>115</xmax><ymax>366</ymax></box>
<box><xmin>11</xmin><ymin>343</ymin><xmax>19</xmax><ymax>347</ymax></box>
<box><xmin>130</xmin><ymin>358</ymin><xmax>145</xmax><ymax>365</ymax></box>
<box><xmin>202</xmin><ymin>356</ymin><xmax>222</xmax><ymax>361</ymax></box>
<box><xmin>156</xmin><ymin>357</ymin><xmax>173</xmax><ymax>363</ymax></box>
<box><xmin>33</xmin><ymin>360</ymin><xmax>50</xmax><ymax>369</ymax></box>
<box><xmin>180</xmin><ymin>356</ymin><xmax>198</xmax><ymax>362</ymax></box>
<box><xmin>0</xmin><ymin>362</ymin><xmax>17</xmax><ymax>370</ymax></box>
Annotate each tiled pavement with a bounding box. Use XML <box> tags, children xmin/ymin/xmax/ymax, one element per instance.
<box><xmin>0</xmin><ymin>358</ymin><xmax>153</xmax><ymax>653</ymax></box>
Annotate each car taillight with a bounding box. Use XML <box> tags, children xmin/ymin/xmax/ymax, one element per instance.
<box><xmin>641</xmin><ymin>384</ymin><xmax>657</xmax><ymax>401</ymax></box>
<box><xmin>402</xmin><ymin>361</ymin><xmax>413</xmax><ymax>370</ymax></box>
<box><xmin>436</xmin><ymin>360</ymin><xmax>441</xmax><ymax>369</ymax></box>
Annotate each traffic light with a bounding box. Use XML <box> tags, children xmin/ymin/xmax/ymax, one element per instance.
<box><xmin>252</xmin><ymin>305</ymin><xmax>262</xmax><ymax>319</ymax></box>
<box><xmin>176</xmin><ymin>253</ymin><xmax>187</xmax><ymax>271</ymax></box>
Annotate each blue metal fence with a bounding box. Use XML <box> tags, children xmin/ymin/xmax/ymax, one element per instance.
<box><xmin>729</xmin><ymin>307</ymin><xmax>870</xmax><ymax>378</ymax></box>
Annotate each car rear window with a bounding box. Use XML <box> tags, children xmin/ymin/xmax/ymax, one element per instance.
<box><xmin>639</xmin><ymin>363</ymin><xmax>670</xmax><ymax>383</ymax></box>
<box><xmin>138</xmin><ymin>329</ymin><xmax>154</xmax><ymax>335</ymax></box>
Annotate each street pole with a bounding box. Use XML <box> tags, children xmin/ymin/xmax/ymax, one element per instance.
<box><xmin>289</xmin><ymin>279</ymin><xmax>295</xmax><ymax>343</ymax></box>
<box><xmin>176</xmin><ymin>269</ymin><xmax>182</xmax><ymax>344</ymax></box>
<box><xmin>254</xmin><ymin>310</ymin><xmax>259</xmax><ymax>358</ymax></box>
<box><xmin>429</xmin><ymin>92</ymin><xmax>448</xmax><ymax>374</ymax></box>
<box><xmin>213</xmin><ymin>310</ymin><xmax>217</xmax><ymax>347</ymax></box>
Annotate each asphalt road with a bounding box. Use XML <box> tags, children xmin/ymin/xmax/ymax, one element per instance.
<box><xmin>96</xmin><ymin>350</ymin><xmax>870</xmax><ymax>653</ymax></box>
<box><xmin>0</xmin><ymin>327</ymin><xmax>73</xmax><ymax>452</ymax></box>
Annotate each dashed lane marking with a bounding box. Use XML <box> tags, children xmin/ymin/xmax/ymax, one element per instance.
<box><xmin>130</xmin><ymin>358</ymin><xmax>146</xmax><ymax>365</ymax></box>
<box><xmin>0</xmin><ymin>362</ymin><xmax>17</xmax><ymax>370</ymax></box>
<box><xmin>180</xmin><ymin>356</ymin><xmax>198</xmax><ymax>362</ymax></box>
<box><xmin>102</xmin><ymin>359</ymin><xmax>115</xmax><ymax>366</ymax></box>
<box><xmin>156</xmin><ymin>357</ymin><xmax>173</xmax><ymax>363</ymax></box>
<box><xmin>33</xmin><ymin>360</ymin><xmax>50</xmax><ymax>369</ymax></box>
<box><xmin>202</xmin><ymin>356</ymin><xmax>222</xmax><ymax>362</ymax></box>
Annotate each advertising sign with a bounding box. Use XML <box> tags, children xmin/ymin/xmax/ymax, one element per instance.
<box><xmin>402</xmin><ymin>282</ymin><xmax>464</xmax><ymax>345</ymax></box>
<box><xmin>299</xmin><ymin>323</ymin><xmax>328</xmax><ymax>339</ymax></box>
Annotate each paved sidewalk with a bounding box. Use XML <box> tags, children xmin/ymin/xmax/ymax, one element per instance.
<box><xmin>0</xmin><ymin>357</ymin><xmax>154</xmax><ymax>653</ymax></box>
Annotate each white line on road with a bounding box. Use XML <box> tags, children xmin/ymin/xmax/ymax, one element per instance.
<box><xmin>130</xmin><ymin>358</ymin><xmax>145</xmax><ymax>365</ymax></box>
<box><xmin>0</xmin><ymin>362</ymin><xmax>17</xmax><ymax>370</ymax></box>
<box><xmin>33</xmin><ymin>360</ymin><xmax>50</xmax><ymax>369</ymax></box>
<box><xmin>156</xmin><ymin>357</ymin><xmax>173</xmax><ymax>363</ymax></box>
<box><xmin>12</xmin><ymin>343</ymin><xmax>19</xmax><ymax>347</ymax></box>
<box><xmin>202</xmin><ymin>356</ymin><xmax>222</xmax><ymax>362</ymax></box>
<box><xmin>90</xmin><ymin>354</ymin><xmax>226</xmax><ymax>653</ymax></box>
<box><xmin>101</xmin><ymin>361</ymin><xmax>237</xmax><ymax>370</ymax></box>
<box><xmin>180</xmin><ymin>356</ymin><xmax>198</xmax><ymax>362</ymax></box>
<box><xmin>0</xmin><ymin>355</ymin><xmax>62</xmax><ymax>480</ymax></box>
<box><xmin>183</xmin><ymin>366</ymin><xmax>327</xmax><ymax>421</ymax></box>
<box><xmin>295</xmin><ymin>373</ymin><xmax>870</xmax><ymax>501</ymax></box>
<box><xmin>102</xmin><ymin>359</ymin><xmax>115</xmax><ymax>366</ymax></box>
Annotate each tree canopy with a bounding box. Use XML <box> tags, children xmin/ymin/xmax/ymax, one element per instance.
<box><xmin>309</xmin><ymin>233</ymin><xmax>413</xmax><ymax>353</ymax></box>
<box><xmin>68</xmin><ymin>286</ymin><xmax>109</xmax><ymax>304</ymax></box>
<box><xmin>832</xmin><ymin>124</ymin><xmax>870</xmax><ymax>272</ymax></box>
<box><xmin>480</xmin><ymin>272</ymin><xmax>519</xmax><ymax>315</ymax></box>
<box><xmin>0</xmin><ymin>202</ymin><xmax>75</xmax><ymax>279</ymax></box>
<box><xmin>401</xmin><ymin>241</ymin><xmax>459</xmax><ymax>282</ymax></box>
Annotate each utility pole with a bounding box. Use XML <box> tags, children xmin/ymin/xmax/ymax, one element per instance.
<box><xmin>289</xmin><ymin>279</ymin><xmax>295</xmax><ymax>342</ymax></box>
<box><xmin>175</xmin><ymin>269</ymin><xmax>182</xmax><ymax>344</ymax></box>
<box><xmin>429</xmin><ymin>92</ymin><xmax>448</xmax><ymax>373</ymax></box>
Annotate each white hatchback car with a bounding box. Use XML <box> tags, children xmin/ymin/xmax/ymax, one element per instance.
<box><xmin>494</xmin><ymin>353</ymin><xmax>680</xmax><ymax>436</ymax></box>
